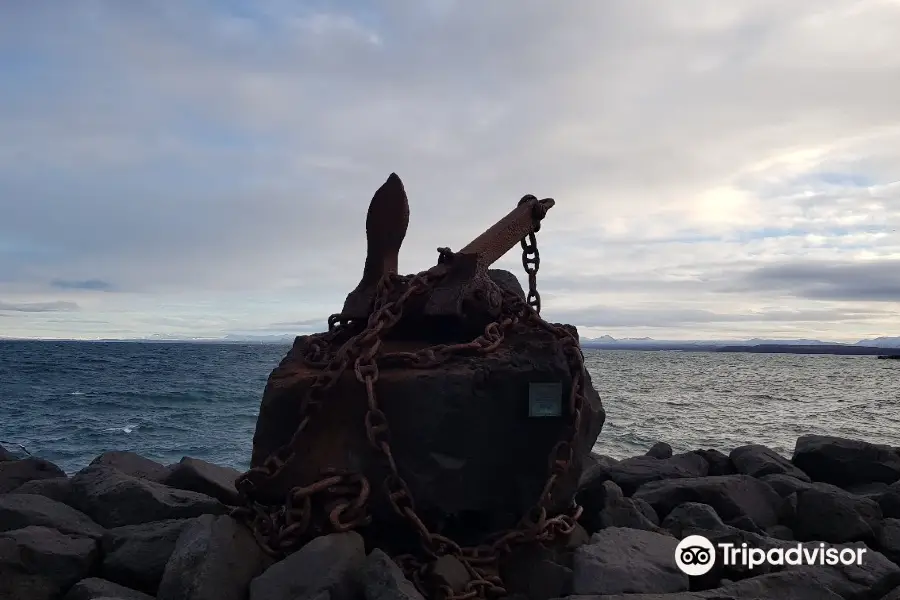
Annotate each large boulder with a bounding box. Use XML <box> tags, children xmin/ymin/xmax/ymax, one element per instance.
<box><xmin>0</xmin><ymin>526</ymin><xmax>99</xmax><ymax>600</ymax></box>
<box><xmin>163</xmin><ymin>457</ymin><xmax>241</xmax><ymax>505</ymax></box>
<box><xmin>0</xmin><ymin>444</ymin><xmax>17</xmax><ymax>461</ymax></box>
<box><xmin>498</xmin><ymin>542</ymin><xmax>573</xmax><ymax>600</ymax></box>
<box><xmin>882</xmin><ymin>482</ymin><xmax>900</xmax><ymax>519</ymax></box>
<box><xmin>63</xmin><ymin>577</ymin><xmax>155</xmax><ymax>600</ymax></box>
<box><xmin>730</xmin><ymin>444</ymin><xmax>811</xmax><ymax>481</ymax></box>
<box><xmin>101</xmin><ymin>518</ymin><xmax>200</xmax><ymax>594</ymax></box>
<box><xmin>792</xmin><ymin>435</ymin><xmax>900</xmax><ymax>487</ymax></box>
<box><xmin>0</xmin><ymin>457</ymin><xmax>66</xmax><ymax>493</ymax></box>
<box><xmin>249</xmin><ymin>531</ymin><xmax>366</xmax><ymax>600</ymax></box>
<box><xmin>645</xmin><ymin>442</ymin><xmax>673</xmax><ymax>459</ymax></box>
<box><xmin>157</xmin><ymin>515</ymin><xmax>271</xmax><ymax>600</ymax></box>
<box><xmin>0</xmin><ymin>493</ymin><xmax>105</xmax><ymax>539</ymax></box>
<box><xmin>761</xmin><ymin>473</ymin><xmax>818</xmax><ymax>497</ymax></box>
<box><xmin>360</xmin><ymin>549</ymin><xmax>425</xmax><ymax>600</ymax></box>
<box><xmin>790</xmin><ymin>485</ymin><xmax>883</xmax><ymax>544</ymax></box>
<box><xmin>12</xmin><ymin>476</ymin><xmax>72</xmax><ymax>503</ymax></box>
<box><xmin>578</xmin><ymin>452</ymin><xmax>709</xmax><ymax>498</ymax></box>
<box><xmin>89</xmin><ymin>452</ymin><xmax>171</xmax><ymax>483</ymax></box>
<box><xmin>68</xmin><ymin>465</ymin><xmax>227</xmax><ymax>528</ymax></box>
<box><xmin>878</xmin><ymin>518</ymin><xmax>900</xmax><ymax>565</ymax></box>
<box><xmin>248</xmin><ymin>322</ymin><xmax>605</xmax><ymax>528</ymax></box>
<box><xmin>691</xmin><ymin>449</ymin><xmax>734</xmax><ymax>477</ymax></box>
<box><xmin>632</xmin><ymin>474</ymin><xmax>783</xmax><ymax>527</ymax></box>
<box><xmin>572</xmin><ymin>527</ymin><xmax>688</xmax><ymax>595</ymax></box>
<box><xmin>661</xmin><ymin>501</ymin><xmax>728</xmax><ymax>539</ymax></box>
<box><xmin>579</xmin><ymin>479</ymin><xmax>667</xmax><ymax>535</ymax></box>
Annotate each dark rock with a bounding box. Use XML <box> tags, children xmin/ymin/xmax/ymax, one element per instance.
<box><xmin>725</xmin><ymin>514</ymin><xmax>764</xmax><ymax>534</ymax></box>
<box><xmin>249</xmin><ymin>531</ymin><xmax>365</xmax><ymax>600</ymax></box>
<box><xmin>572</xmin><ymin>527</ymin><xmax>688</xmax><ymax>595</ymax></box>
<box><xmin>782</xmin><ymin>491</ymin><xmax>799</xmax><ymax>522</ymax></box>
<box><xmin>585</xmin><ymin>453</ymin><xmax>618</xmax><ymax>469</ymax></box>
<box><xmin>883</xmin><ymin>585</ymin><xmax>900</xmax><ymax>600</ymax></box>
<box><xmin>661</xmin><ymin>502</ymin><xmax>726</xmax><ymax>538</ymax></box>
<box><xmin>765</xmin><ymin>524</ymin><xmax>795</xmax><ymax>540</ymax></box>
<box><xmin>250</xmin><ymin>325</ymin><xmax>605</xmax><ymax>526</ymax></box>
<box><xmin>761</xmin><ymin>473</ymin><xmax>816</xmax><ymax>497</ymax></box>
<box><xmin>579</xmin><ymin>454</ymin><xmax>618</xmax><ymax>486</ymax></box>
<box><xmin>582</xmin><ymin>480</ymin><xmax>667</xmax><ymax>534</ymax></box>
<box><xmin>12</xmin><ymin>476</ymin><xmax>72</xmax><ymax>503</ymax></box>
<box><xmin>431</xmin><ymin>555</ymin><xmax>470</xmax><ymax>595</ymax></box>
<box><xmin>488</xmin><ymin>269</ymin><xmax>526</xmax><ymax>299</ymax></box>
<box><xmin>68</xmin><ymin>465</ymin><xmax>227</xmax><ymax>528</ymax></box>
<box><xmin>0</xmin><ymin>493</ymin><xmax>105</xmax><ymax>539</ymax></box>
<box><xmin>790</xmin><ymin>485</ymin><xmax>882</xmax><ymax>543</ymax></box>
<box><xmin>0</xmin><ymin>526</ymin><xmax>99</xmax><ymax>600</ymax></box>
<box><xmin>634</xmin><ymin>497</ymin><xmax>660</xmax><ymax>525</ymax></box>
<box><xmin>89</xmin><ymin>451</ymin><xmax>171</xmax><ymax>483</ymax></box>
<box><xmin>63</xmin><ymin>577</ymin><xmax>154</xmax><ymax>600</ymax></box>
<box><xmin>882</xmin><ymin>482</ymin><xmax>900</xmax><ymax>518</ymax></box>
<box><xmin>157</xmin><ymin>514</ymin><xmax>270</xmax><ymax>600</ymax></box>
<box><xmin>361</xmin><ymin>549</ymin><xmax>425</xmax><ymax>600</ymax></box>
<box><xmin>0</xmin><ymin>457</ymin><xmax>67</xmax><ymax>493</ymax></box>
<box><xmin>632</xmin><ymin>474</ymin><xmax>782</xmax><ymax>527</ymax></box>
<box><xmin>691</xmin><ymin>449</ymin><xmax>734</xmax><ymax>476</ymax></box>
<box><xmin>500</xmin><ymin>542</ymin><xmax>572</xmax><ymax>600</ymax></box>
<box><xmin>730</xmin><ymin>444</ymin><xmax>811</xmax><ymax>481</ymax></box>
<box><xmin>579</xmin><ymin>452</ymin><xmax>709</xmax><ymax>499</ymax></box>
<box><xmin>0</xmin><ymin>444</ymin><xmax>17</xmax><ymax>461</ymax></box>
<box><xmin>844</xmin><ymin>482</ymin><xmax>891</xmax><ymax>499</ymax></box>
<box><xmin>792</xmin><ymin>435</ymin><xmax>900</xmax><ymax>487</ymax></box>
<box><xmin>704</xmin><ymin>567</ymin><xmax>849</xmax><ymax>599</ymax></box>
<box><xmin>101</xmin><ymin>518</ymin><xmax>198</xmax><ymax>594</ymax></box>
<box><xmin>163</xmin><ymin>457</ymin><xmax>241</xmax><ymax>506</ymax></box>
<box><xmin>579</xmin><ymin>567</ymin><xmax>850</xmax><ymax>599</ymax></box>
<box><xmin>878</xmin><ymin>518</ymin><xmax>900</xmax><ymax>565</ymax></box>
<box><xmin>646</xmin><ymin>442</ymin><xmax>673</xmax><ymax>459</ymax></box>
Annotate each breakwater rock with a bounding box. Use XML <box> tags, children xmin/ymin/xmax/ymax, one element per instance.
<box><xmin>2</xmin><ymin>433</ymin><xmax>900</xmax><ymax>600</ymax></box>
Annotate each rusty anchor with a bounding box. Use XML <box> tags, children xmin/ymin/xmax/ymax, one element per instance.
<box><xmin>341</xmin><ymin>173</ymin><xmax>555</xmax><ymax>323</ymax></box>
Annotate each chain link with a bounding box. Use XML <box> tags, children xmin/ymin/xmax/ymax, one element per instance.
<box><xmin>232</xmin><ymin>197</ymin><xmax>586</xmax><ymax>599</ymax></box>
<box><xmin>517</xmin><ymin>195</ymin><xmax>544</xmax><ymax>314</ymax></box>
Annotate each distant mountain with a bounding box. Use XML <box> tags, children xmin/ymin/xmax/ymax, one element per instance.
<box><xmin>855</xmin><ymin>337</ymin><xmax>900</xmax><ymax>348</ymax></box>
<box><xmin>580</xmin><ymin>334</ymin><xmax>900</xmax><ymax>355</ymax></box>
<box><xmin>222</xmin><ymin>334</ymin><xmax>295</xmax><ymax>343</ymax></box>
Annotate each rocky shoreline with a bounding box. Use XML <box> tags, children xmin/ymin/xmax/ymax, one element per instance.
<box><xmin>2</xmin><ymin>434</ymin><xmax>899</xmax><ymax>600</ymax></box>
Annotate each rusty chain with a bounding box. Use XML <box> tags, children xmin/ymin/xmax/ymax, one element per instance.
<box><xmin>232</xmin><ymin>196</ymin><xmax>588</xmax><ymax>600</ymax></box>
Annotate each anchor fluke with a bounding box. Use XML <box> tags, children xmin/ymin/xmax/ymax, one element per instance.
<box><xmin>341</xmin><ymin>173</ymin><xmax>411</xmax><ymax>319</ymax></box>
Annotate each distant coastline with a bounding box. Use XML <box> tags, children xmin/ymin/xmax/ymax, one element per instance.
<box><xmin>581</xmin><ymin>341</ymin><xmax>900</xmax><ymax>357</ymax></box>
<box><xmin>3</xmin><ymin>335</ymin><xmax>900</xmax><ymax>357</ymax></box>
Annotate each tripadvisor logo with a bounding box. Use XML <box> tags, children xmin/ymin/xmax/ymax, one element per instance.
<box><xmin>674</xmin><ymin>535</ymin><xmax>867</xmax><ymax>576</ymax></box>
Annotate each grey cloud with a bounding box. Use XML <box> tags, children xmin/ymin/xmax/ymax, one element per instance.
<box><xmin>2</xmin><ymin>2</ymin><xmax>900</xmax><ymax>338</ymax></box>
<box><xmin>548</xmin><ymin>305</ymin><xmax>888</xmax><ymax>329</ymax></box>
<box><xmin>725</xmin><ymin>259</ymin><xmax>900</xmax><ymax>302</ymax></box>
<box><xmin>50</xmin><ymin>279</ymin><xmax>113</xmax><ymax>291</ymax></box>
<box><xmin>261</xmin><ymin>318</ymin><xmax>333</xmax><ymax>332</ymax></box>
<box><xmin>0</xmin><ymin>300</ymin><xmax>79</xmax><ymax>312</ymax></box>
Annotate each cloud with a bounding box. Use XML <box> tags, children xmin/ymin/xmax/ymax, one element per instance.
<box><xmin>1</xmin><ymin>1</ymin><xmax>900</xmax><ymax>340</ymax></box>
<box><xmin>50</xmin><ymin>279</ymin><xmax>114</xmax><ymax>291</ymax></box>
<box><xmin>0</xmin><ymin>300</ymin><xmax>79</xmax><ymax>313</ymax></box>
<box><xmin>726</xmin><ymin>259</ymin><xmax>900</xmax><ymax>302</ymax></box>
<box><xmin>552</xmin><ymin>304</ymin><xmax>891</xmax><ymax>329</ymax></box>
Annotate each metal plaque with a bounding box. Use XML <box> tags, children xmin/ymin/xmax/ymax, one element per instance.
<box><xmin>528</xmin><ymin>382</ymin><xmax>562</xmax><ymax>417</ymax></box>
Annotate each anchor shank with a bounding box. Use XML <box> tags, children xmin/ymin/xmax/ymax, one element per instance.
<box><xmin>458</xmin><ymin>196</ymin><xmax>554</xmax><ymax>269</ymax></box>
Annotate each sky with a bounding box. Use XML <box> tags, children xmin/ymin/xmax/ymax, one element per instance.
<box><xmin>1</xmin><ymin>1</ymin><xmax>899</xmax><ymax>342</ymax></box>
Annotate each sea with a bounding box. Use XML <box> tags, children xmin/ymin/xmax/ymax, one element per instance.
<box><xmin>1</xmin><ymin>340</ymin><xmax>898</xmax><ymax>474</ymax></box>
